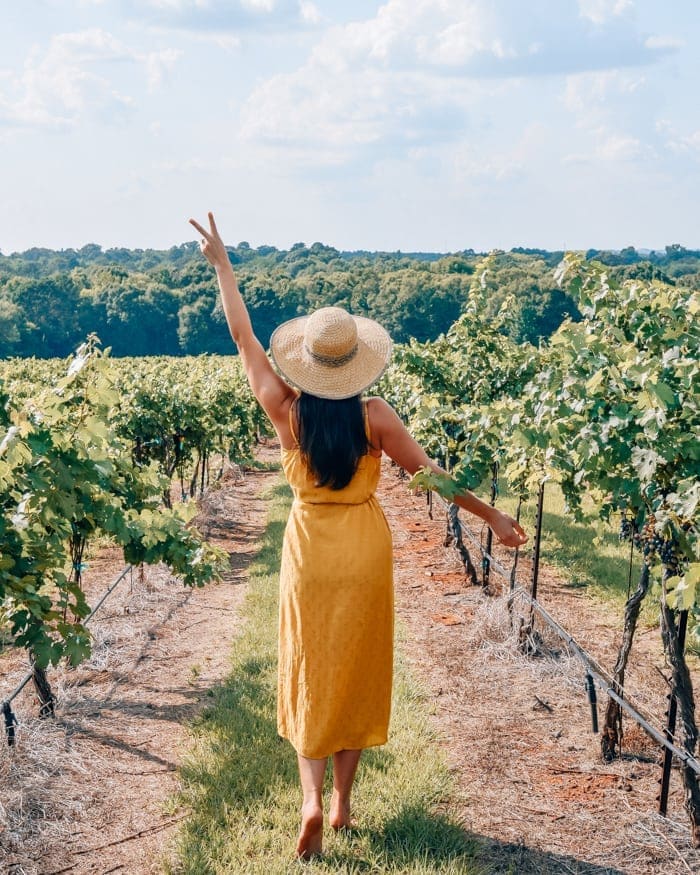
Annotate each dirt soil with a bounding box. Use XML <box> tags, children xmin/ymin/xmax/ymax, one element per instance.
<box><xmin>381</xmin><ymin>461</ymin><xmax>700</xmax><ymax>875</ymax></box>
<box><xmin>0</xmin><ymin>447</ymin><xmax>280</xmax><ymax>875</ymax></box>
<box><xmin>1</xmin><ymin>444</ymin><xmax>697</xmax><ymax>875</ymax></box>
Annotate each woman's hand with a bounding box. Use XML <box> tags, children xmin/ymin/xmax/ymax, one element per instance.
<box><xmin>189</xmin><ymin>211</ymin><xmax>229</xmax><ymax>270</ymax></box>
<box><xmin>488</xmin><ymin>508</ymin><xmax>528</xmax><ymax>548</ymax></box>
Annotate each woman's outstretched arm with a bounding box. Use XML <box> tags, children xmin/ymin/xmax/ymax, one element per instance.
<box><xmin>189</xmin><ymin>212</ymin><xmax>295</xmax><ymax>424</ymax></box>
<box><xmin>369</xmin><ymin>397</ymin><xmax>527</xmax><ymax>548</ymax></box>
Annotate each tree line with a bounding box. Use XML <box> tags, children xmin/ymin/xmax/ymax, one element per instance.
<box><xmin>1</xmin><ymin>240</ymin><xmax>698</xmax><ymax>358</ymax></box>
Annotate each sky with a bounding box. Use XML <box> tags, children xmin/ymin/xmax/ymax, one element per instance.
<box><xmin>0</xmin><ymin>0</ymin><xmax>698</xmax><ymax>254</ymax></box>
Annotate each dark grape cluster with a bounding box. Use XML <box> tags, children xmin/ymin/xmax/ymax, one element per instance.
<box><xmin>659</xmin><ymin>536</ymin><xmax>682</xmax><ymax>575</ymax></box>
<box><xmin>641</xmin><ymin>530</ymin><xmax>664</xmax><ymax>565</ymax></box>
<box><xmin>633</xmin><ymin>514</ymin><xmax>684</xmax><ymax>572</ymax></box>
<box><xmin>618</xmin><ymin>515</ymin><xmax>635</xmax><ymax>542</ymax></box>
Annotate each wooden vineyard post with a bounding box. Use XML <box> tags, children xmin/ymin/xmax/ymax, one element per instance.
<box><xmin>585</xmin><ymin>672</ymin><xmax>599</xmax><ymax>733</ymax></box>
<box><xmin>530</xmin><ymin>482</ymin><xmax>545</xmax><ymax>603</ymax></box>
<box><xmin>507</xmin><ymin>496</ymin><xmax>524</xmax><ymax>623</ymax></box>
<box><xmin>2</xmin><ymin>701</ymin><xmax>19</xmax><ymax>745</ymax></box>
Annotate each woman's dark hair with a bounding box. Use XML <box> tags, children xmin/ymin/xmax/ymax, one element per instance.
<box><xmin>295</xmin><ymin>392</ymin><xmax>369</xmax><ymax>490</ymax></box>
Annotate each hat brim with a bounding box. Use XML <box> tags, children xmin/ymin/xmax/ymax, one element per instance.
<box><xmin>269</xmin><ymin>314</ymin><xmax>393</xmax><ymax>400</ymax></box>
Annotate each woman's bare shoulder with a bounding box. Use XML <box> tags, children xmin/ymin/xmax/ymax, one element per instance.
<box><xmin>365</xmin><ymin>396</ymin><xmax>397</xmax><ymax>420</ymax></box>
<box><xmin>269</xmin><ymin>388</ymin><xmax>300</xmax><ymax>450</ymax></box>
<box><xmin>364</xmin><ymin>396</ymin><xmax>401</xmax><ymax>447</ymax></box>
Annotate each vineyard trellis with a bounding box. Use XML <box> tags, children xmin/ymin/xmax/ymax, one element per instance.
<box><xmin>0</xmin><ymin>564</ymin><xmax>134</xmax><ymax>742</ymax></box>
<box><xmin>0</xmin><ymin>343</ymin><xmax>264</xmax><ymax>736</ymax></box>
<box><xmin>1</xmin><ymin>254</ymin><xmax>697</xmax><ymax>850</ymax></box>
<box><xmin>382</xmin><ymin>254</ymin><xmax>700</xmax><ymax>843</ymax></box>
<box><xmin>416</xmin><ymin>478</ymin><xmax>700</xmax><ymax>841</ymax></box>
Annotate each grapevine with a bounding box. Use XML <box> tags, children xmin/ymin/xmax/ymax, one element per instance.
<box><xmin>0</xmin><ymin>342</ymin><xmax>263</xmax><ymax>671</ymax></box>
<box><xmin>382</xmin><ymin>254</ymin><xmax>700</xmax><ymax>842</ymax></box>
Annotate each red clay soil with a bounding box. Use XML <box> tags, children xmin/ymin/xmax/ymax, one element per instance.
<box><xmin>0</xmin><ymin>444</ymin><xmax>697</xmax><ymax>875</ymax></box>
<box><xmin>0</xmin><ymin>449</ymin><xmax>280</xmax><ymax>875</ymax></box>
<box><xmin>380</xmin><ymin>459</ymin><xmax>700</xmax><ymax>875</ymax></box>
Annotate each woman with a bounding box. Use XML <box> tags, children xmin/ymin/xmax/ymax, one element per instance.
<box><xmin>189</xmin><ymin>212</ymin><xmax>528</xmax><ymax>860</ymax></box>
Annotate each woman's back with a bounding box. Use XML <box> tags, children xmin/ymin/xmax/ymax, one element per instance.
<box><xmin>281</xmin><ymin>398</ymin><xmax>381</xmax><ymax>505</ymax></box>
<box><xmin>282</xmin><ymin>449</ymin><xmax>381</xmax><ymax>505</ymax></box>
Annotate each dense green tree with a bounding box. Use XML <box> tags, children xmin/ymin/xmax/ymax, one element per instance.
<box><xmin>0</xmin><ymin>296</ymin><xmax>22</xmax><ymax>356</ymax></box>
<box><xmin>78</xmin><ymin>266</ymin><xmax>179</xmax><ymax>355</ymax></box>
<box><xmin>2</xmin><ymin>240</ymin><xmax>698</xmax><ymax>359</ymax></box>
<box><xmin>4</xmin><ymin>273</ymin><xmax>82</xmax><ymax>356</ymax></box>
<box><xmin>177</xmin><ymin>295</ymin><xmax>232</xmax><ymax>354</ymax></box>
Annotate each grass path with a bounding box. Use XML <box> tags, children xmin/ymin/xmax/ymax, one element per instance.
<box><xmin>162</xmin><ymin>479</ymin><xmax>484</xmax><ymax>875</ymax></box>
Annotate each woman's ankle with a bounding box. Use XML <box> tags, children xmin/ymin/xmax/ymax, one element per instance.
<box><xmin>302</xmin><ymin>794</ymin><xmax>323</xmax><ymax>810</ymax></box>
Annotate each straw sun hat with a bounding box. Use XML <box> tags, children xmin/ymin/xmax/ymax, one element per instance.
<box><xmin>269</xmin><ymin>306</ymin><xmax>393</xmax><ymax>400</ymax></box>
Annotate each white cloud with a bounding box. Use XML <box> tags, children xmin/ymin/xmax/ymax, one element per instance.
<box><xmin>119</xmin><ymin>0</ymin><xmax>319</xmax><ymax>32</ymax></box>
<box><xmin>0</xmin><ymin>29</ymin><xmax>181</xmax><ymax>129</ymax></box>
<box><xmin>578</xmin><ymin>0</ymin><xmax>632</xmax><ymax>25</ymax></box>
<box><xmin>241</xmin><ymin>65</ymin><xmax>476</xmax><ymax>161</ymax></box>
<box><xmin>645</xmin><ymin>34</ymin><xmax>685</xmax><ymax>51</ymax></box>
<box><xmin>564</xmin><ymin>131</ymin><xmax>647</xmax><ymax>163</ymax></box>
<box><xmin>0</xmin><ymin>29</ymin><xmax>132</xmax><ymax>128</ymax></box>
<box><xmin>596</xmin><ymin>132</ymin><xmax>645</xmax><ymax>160</ymax></box>
<box><xmin>564</xmin><ymin>68</ymin><xmax>646</xmax><ymax>114</ymax></box>
<box><xmin>292</xmin><ymin>0</ymin><xmax>668</xmax><ymax>78</ymax></box>
<box><xmin>452</xmin><ymin>121</ymin><xmax>552</xmax><ymax>183</ymax></box>
<box><xmin>143</xmin><ymin>47</ymin><xmax>182</xmax><ymax>89</ymax></box>
<box><xmin>562</xmin><ymin>70</ymin><xmax>657</xmax><ymax>165</ymax></box>
<box><xmin>664</xmin><ymin>126</ymin><xmax>700</xmax><ymax>160</ymax></box>
<box><xmin>299</xmin><ymin>1</ymin><xmax>321</xmax><ymax>25</ymax></box>
<box><xmin>241</xmin><ymin>0</ymin><xmax>276</xmax><ymax>11</ymax></box>
<box><xmin>239</xmin><ymin>0</ymin><xmax>671</xmax><ymax>169</ymax></box>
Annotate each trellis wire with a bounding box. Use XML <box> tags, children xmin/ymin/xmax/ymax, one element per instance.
<box><xmin>1</xmin><ymin>564</ymin><xmax>133</xmax><ymax>745</ymax></box>
<box><xmin>427</xmin><ymin>487</ymin><xmax>700</xmax><ymax>778</ymax></box>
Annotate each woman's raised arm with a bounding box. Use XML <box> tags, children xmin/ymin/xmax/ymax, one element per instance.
<box><xmin>189</xmin><ymin>212</ymin><xmax>295</xmax><ymax>424</ymax></box>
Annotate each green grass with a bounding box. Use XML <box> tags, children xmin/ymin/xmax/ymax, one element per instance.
<box><xmin>240</xmin><ymin>455</ymin><xmax>282</xmax><ymax>472</ymax></box>
<box><xmin>162</xmin><ymin>479</ymin><xmax>484</xmax><ymax>875</ymax></box>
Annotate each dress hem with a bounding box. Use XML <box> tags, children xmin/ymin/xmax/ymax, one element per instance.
<box><xmin>277</xmin><ymin>731</ymin><xmax>389</xmax><ymax>759</ymax></box>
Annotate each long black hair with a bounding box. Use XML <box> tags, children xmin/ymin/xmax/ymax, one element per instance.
<box><xmin>295</xmin><ymin>392</ymin><xmax>369</xmax><ymax>490</ymax></box>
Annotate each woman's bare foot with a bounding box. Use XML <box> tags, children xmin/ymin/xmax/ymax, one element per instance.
<box><xmin>329</xmin><ymin>790</ymin><xmax>356</xmax><ymax>831</ymax></box>
<box><xmin>296</xmin><ymin>802</ymin><xmax>324</xmax><ymax>859</ymax></box>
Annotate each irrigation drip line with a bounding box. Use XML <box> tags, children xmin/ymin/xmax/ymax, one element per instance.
<box><xmin>427</xmin><ymin>488</ymin><xmax>700</xmax><ymax>776</ymax></box>
<box><xmin>1</xmin><ymin>564</ymin><xmax>133</xmax><ymax>744</ymax></box>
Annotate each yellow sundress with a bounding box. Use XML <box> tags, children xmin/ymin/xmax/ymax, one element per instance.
<box><xmin>277</xmin><ymin>399</ymin><xmax>394</xmax><ymax>759</ymax></box>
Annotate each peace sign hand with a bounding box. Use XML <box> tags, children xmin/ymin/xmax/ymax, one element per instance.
<box><xmin>189</xmin><ymin>211</ymin><xmax>228</xmax><ymax>269</ymax></box>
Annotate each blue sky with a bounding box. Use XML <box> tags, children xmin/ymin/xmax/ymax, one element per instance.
<box><xmin>0</xmin><ymin>1</ymin><xmax>698</xmax><ymax>253</ymax></box>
